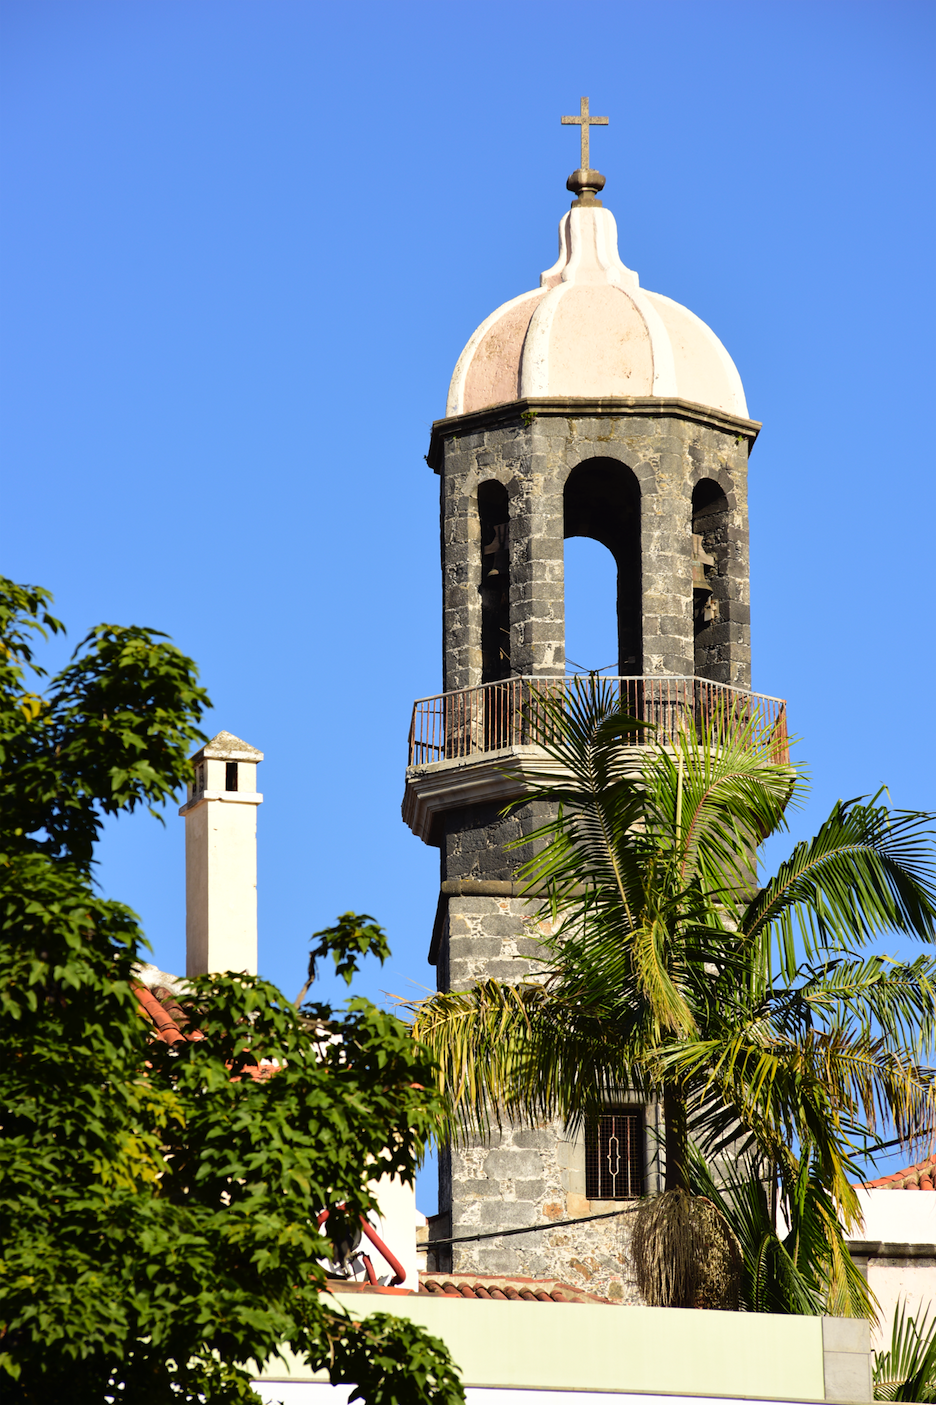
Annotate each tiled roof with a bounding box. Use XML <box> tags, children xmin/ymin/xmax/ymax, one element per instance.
<box><xmin>134</xmin><ymin>979</ymin><xmax>205</xmax><ymax>1045</ymax></box>
<box><xmin>331</xmin><ymin>1273</ymin><xmax>612</xmax><ymax>1304</ymax></box>
<box><xmin>861</xmin><ymin>1154</ymin><xmax>936</xmax><ymax>1191</ymax></box>
<box><xmin>132</xmin><ymin>971</ymin><xmax>276</xmax><ymax>1081</ymax></box>
<box><xmin>421</xmin><ymin>1273</ymin><xmax>611</xmax><ymax>1303</ymax></box>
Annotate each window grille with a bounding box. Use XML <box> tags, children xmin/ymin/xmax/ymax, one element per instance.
<box><xmin>225</xmin><ymin>761</ymin><xmax>238</xmax><ymax>792</ymax></box>
<box><xmin>585</xmin><ymin>1109</ymin><xmax>644</xmax><ymax>1199</ymax></box>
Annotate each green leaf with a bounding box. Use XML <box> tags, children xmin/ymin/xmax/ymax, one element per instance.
<box><xmin>0</xmin><ymin>576</ymin><xmax>459</xmax><ymax>1403</ymax></box>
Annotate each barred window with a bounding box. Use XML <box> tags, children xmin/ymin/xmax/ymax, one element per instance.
<box><xmin>585</xmin><ymin>1109</ymin><xmax>644</xmax><ymax>1199</ymax></box>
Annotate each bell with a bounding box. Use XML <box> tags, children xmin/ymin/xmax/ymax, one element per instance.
<box><xmin>692</xmin><ymin>533</ymin><xmax>715</xmax><ymax>591</ymax></box>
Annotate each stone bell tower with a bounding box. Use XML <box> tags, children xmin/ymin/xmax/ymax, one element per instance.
<box><xmin>403</xmin><ymin>102</ymin><xmax>782</xmax><ymax>1299</ymax></box>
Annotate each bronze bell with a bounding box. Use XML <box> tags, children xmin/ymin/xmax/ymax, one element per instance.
<box><xmin>692</xmin><ymin>533</ymin><xmax>715</xmax><ymax>591</ymax></box>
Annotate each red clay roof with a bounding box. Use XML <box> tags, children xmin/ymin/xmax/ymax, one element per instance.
<box><xmin>134</xmin><ymin>980</ymin><xmax>205</xmax><ymax>1045</ymax></box>
<box><xmin>421</xmin><ymin>1272</ymin><xmax>611</xmax><ymax>1303</ymax></box>
<box><xmin>329</xmin><ymin>1273</ymin><xmax>612</xmax><ymax>1304</ymax></box>
<box><xmin>133</xmin><ymin>976</ymin><xmax>276</xmax><ymax>1081</ymax></box>
<box><xmin>861</xmin><ymin>1154</ymin><xmax>936</xmax><ymax>1191</ymax></box>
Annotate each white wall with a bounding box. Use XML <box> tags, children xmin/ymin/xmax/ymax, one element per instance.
<box><xmin>855</xmin><ymin>1189</ymin><xmax>936</xmax><ymax>1353</ymax></box>
<box><xmin>369</xmin><ymin>1171</ymin><xmax>420</xmax><ymax>1291</ymax></box>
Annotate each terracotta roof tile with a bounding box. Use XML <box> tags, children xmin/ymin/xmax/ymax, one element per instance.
<box><xmin>133</xmin><ymin>975</ymin><xmax>275</xmax><ymax>1081</ymax></box>
<box><xmin>328</xmin><ymin>1272</ymin><xmax>613</xmax><ymax>1303</ymax></box>
<box><xmin>861</xmin><ymin>1154</ymin><xmax>936</xmax><ymax>1191</ymax></box>
<box><xmin>417</xmin><ymin>1272</ymin><xmax>612</xmax><ymax>1304</ymax></box>
<box><xmin>133</xmin><ymin>981</ymin><xmax>201</xmax><ymax>1045</ymax></box>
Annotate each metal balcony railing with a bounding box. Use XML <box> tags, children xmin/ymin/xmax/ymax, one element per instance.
<box><xmin>407</xmin><ymin>675</ymin><xmax>788</xmax><ymax>768</ymax></box>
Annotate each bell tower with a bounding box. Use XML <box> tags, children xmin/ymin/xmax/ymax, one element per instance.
<box><xmin>403</xmin><ymin>104</ymin><xmax>780</xmax><ymax>1300</ymax></box>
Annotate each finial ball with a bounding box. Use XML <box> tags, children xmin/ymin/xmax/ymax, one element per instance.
<box><xmin>566</xmin><ymin>168</ymin><xmax>606</xmax><ymax>207</ymax></box>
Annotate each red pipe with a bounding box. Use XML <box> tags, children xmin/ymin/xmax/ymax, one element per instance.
<box><xmin>317</xmin><ymin>1207</ymin><xmax>407</xmax><ymax>1287</ymax></box>
<box><xmin>357</xmin><ymin>1218</ymin><xmax>407</xmax><ymax>1287</ymax></box>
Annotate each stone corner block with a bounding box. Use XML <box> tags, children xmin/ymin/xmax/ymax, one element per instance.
<box><xmin>822</xmin><ymin>1350</ymin><xmax>873</xmax><ymax>1403</ymax></box>
<box><xmin>822</xmin><ymin>1317</ymin><xmax>872</xmax><ymax>1403</ymax></box>
<box><xmin>822</xmin><ymin>1318</ymin><xmax>870</xmax><ymax>1354</ymax></box>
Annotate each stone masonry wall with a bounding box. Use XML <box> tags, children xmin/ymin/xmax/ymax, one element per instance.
<box><xmin>440</xmin><ymin>1117</ymin><xmax>664</xmax><ymax>1302</ymax></box>
<box><xmin>437</xmin><ymin>399</ymin><xmax>752</xmax><ymax>694</ymax></box>
<box><xmin>441</xmin><ymin>797</ymin><xmax>555</xmax><ymax>887</ymax></box>
<box><xmin>432</xmin><ymin>887</ymin><xmax>664</xmax><ymax>1300</ymax></box>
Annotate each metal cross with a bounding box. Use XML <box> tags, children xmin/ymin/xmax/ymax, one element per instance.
<box><xmin>561</xmin><ymin>96</ymin><xmax>608</xmax><ymax>170</ymax></box>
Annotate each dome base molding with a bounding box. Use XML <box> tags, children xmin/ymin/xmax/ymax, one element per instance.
<box><xmin>426</xmin><ymin>395</ymin><xmax>760</xmax><ymax>473</ymax></box>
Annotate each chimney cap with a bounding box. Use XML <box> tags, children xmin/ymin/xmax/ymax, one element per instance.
<box><xmin>192</xmin><ymin>730</ymin><xmax>264</xmax><ymax>764</ymax></box>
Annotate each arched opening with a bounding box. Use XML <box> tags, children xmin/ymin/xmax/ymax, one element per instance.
<box><xmin>478</xmin><ymin>479</ymin><xmax>510</xmax><ymax>683</ymax></box>
<box><xmin>692</xmin><ymin>478</ymin><xmax>730</xmax><ymax>679</ymax></box>
<box><xmin>564</xmin><ymin>459</ymin><xmax>642</xmax><ymax>675</ymax></box>
<box><xmin>564</xmin><ymin>538</ymin><xmax>618</xmax><ymax>673</ymax></box>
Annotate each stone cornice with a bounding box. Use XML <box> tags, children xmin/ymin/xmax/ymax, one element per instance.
<box><xmin>426</xmin><ymin>396</ymin><xmax>762</xmax><ymax>471</ymax></box>
<box><xmin>402</xmin><ymin>744</ymin><xmax>646</xmax><ymax>846</ymax></box>
<box><xmin>401</xmin><ymin>746</ymin><xmax>568</xmax><ymax>846</ymax></box>
<box><xmin>178</xmin><ymin>791</ymin><xmax>263</xmax><ymax>817</ymax></box>
<box><xmin>847</xmin><ymin>1241</ymin><xmax>936</xmax><ymax>1260</ymax></box>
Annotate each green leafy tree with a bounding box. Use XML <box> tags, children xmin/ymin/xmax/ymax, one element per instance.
<box><xmin>411</xmin><ymin>679</ymin><xmax>936</xmax><ymax>1315</ymax></box>
<box><xmin>0</xmin><ymin>578</ymin><xmax>464</xmax><ymax>1403</ymax></box>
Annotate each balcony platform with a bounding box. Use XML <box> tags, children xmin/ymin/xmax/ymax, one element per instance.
<box><xmin>402</xmin><ymin>675</ymin><xmax>787</xmax><ymax>846</ymax></box>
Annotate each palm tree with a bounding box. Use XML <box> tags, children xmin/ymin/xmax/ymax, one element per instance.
<box><xmin>411</xmin><ymin>679</ymin><xmax>936</xmax><ymax>1313</ymax></box>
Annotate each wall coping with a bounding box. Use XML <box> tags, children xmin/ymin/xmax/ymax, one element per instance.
<box><xmin>848</xmin><ymin>1239</ymin><xmax>936</xmax><ymax>1259</ymax></box>
<box><xmin>254</xmin><ymin>1298</ymin><xmax>870</xmax><ymax>1402</ymax></box>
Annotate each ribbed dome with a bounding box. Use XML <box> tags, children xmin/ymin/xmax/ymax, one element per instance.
<box><xmin>447</xmin><ymin>205</ymin><xmax>748</xmax><ymax>420</ymax></box>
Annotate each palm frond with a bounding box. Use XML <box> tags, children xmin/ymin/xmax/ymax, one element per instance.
<box><xmin>409</xmin><ymin>980</ymin><xmax>542</xmax><ymax>1140</ymax></box>
<box><xmin>641</xmin><ymin>708</ymin><xmax>797</xmax><ymax>898</ymax></box>
<box><xmin>874</xmin><ymin>1299</ymin><xmax>936</xmax><ymax>1401</ymax></box>
<box><xmin>742</xmin><ymin>800</ymin><xmax>936</xmax><ymax>979</ymax></box>
<box><xmin>409</xmin><ymin>978</ymin><xmax>646</xmax><ymax>1142</ymax></box>
<box><xmin>687</xmin><ymin>1143</ymin><xmax>875</xmax><ymax>1319</ymax></box>
<box><xmin>660</xmin><ymin>1014</ymin><xmax>936</xmax><ymax>1227</ymax></box>
<box><xmin>687</xmin><ymin>1150</ymin><xmax>824</xmax><ymax>1315</ymax></box>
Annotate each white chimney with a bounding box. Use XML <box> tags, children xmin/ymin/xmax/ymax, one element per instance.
<box><xmin>179</xmin><ymin>731</ymin><xmax>263</xmax><ymax>977</ymax></box>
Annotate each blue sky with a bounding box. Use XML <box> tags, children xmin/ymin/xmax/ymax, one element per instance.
<box><xmin>3</xmin><ymin>0</ymin><xmax>934</xmax><ymax>1207</ymax></box>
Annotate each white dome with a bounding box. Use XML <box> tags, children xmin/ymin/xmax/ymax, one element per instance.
<box><xmin>447</xmin><ymin>205</ymin><xmax>748</xmax><ymax>420</ymax></box>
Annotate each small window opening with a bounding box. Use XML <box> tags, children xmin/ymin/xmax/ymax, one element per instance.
<box><xmin>585</xmin><ymin>1109</ymin><xmax>644</xmax><ymax>1199</ymax></box>
<box><xmin>478</xmin><ymin>480</ymin><xmax>510</xmax><ymax>683</ymax></box>
<box><xmin>194</xmin><ymin>762</ymin><xmax>205</xmax><ymax>794</ymax></box>
<box><xmin>692</xmin><ymin>479</ymin><xmax>730</xmax><ymax>677</ymax></box>
<box><xmin>225</xmin><ymin>761</ymin><xmax>238</xmax><ymax>792</ymax></box>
